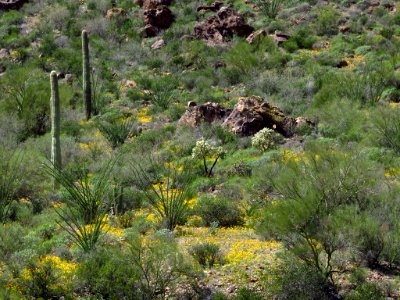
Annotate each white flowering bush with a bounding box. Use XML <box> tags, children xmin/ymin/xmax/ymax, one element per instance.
<box><xmin>251</xmin><ymin>128</ymin><xmax>281</xmax><ymax>152</ymax></box>
<box><xmin>192</xmin><ymin>139</ymin><xmax>226</xmax><ymax>177</ymax></box>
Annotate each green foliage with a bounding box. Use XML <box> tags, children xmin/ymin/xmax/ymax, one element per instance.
<box><xmin>196</xmin><ymin>195</ymin><xmax>243</xmax><ymax>227</ymax></box>
<box><xmin>254</xmin><ymin>0</ymin><xmax>284</xmax><ymax>19</ymax></box>
<box><xmin>346</xmin><ymin>282</ymin><xmax>385</xmax><ymax>300</ymax></box>
<box><xmin>44</xmin><ymin>161</ymin><xmax>115</xmax><ymax>252</ymax></box>
<box><xmin>189</xmin><ymin>242</ymin><xmax>224</xmax><ymax>267</ymax></box>
<box><xmin>130</xmin><ymin>156</ymin><xmax>193</xmax><ymax>230</ymax></box>
<box><xmin>257</xmin><ymin>141</ymin><xmax>380</xmax><ymax>284</ymax></box>
<box><xmin>192</xmin><ymin>139</ymin><xmax>226</xmax><ymax>177</ymax></box>
<box><xmin>0</xmin><ymin>150</ymin><xmax>23</xmax><ymax>223</ymax></box>
<box><xmin>95</xmin><ymin>118</ymin><xmax>139</xmax><ymax>149</ymax></box>
<box><xmin>251</xmin><ymin>128</ymin><xmax>282</xmax><ymax>151</ymax></box>
<box><xmin>127</xmin><ymin>230</ymin><xmax>199</xmax><ymax>298</ymax></box>
<box><xmin>372</xmin><ymin>106</ymin><xmax>400</xmax><ymax>153</ymax></box>
<box><xmin>316</xmin><ymin>6</ymin><xmax>339</xmax><ymax>36</ymax></box>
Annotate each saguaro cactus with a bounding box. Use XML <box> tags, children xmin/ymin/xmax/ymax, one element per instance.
<box><xmin>82</xmin><ymin>30</ymin><xmax>92</xmax><ymax>120</ymax></box>
<box><xmin>50</xmin><ymin>71</ymin><xmax>61</xmax><ymax>171</ymax></box>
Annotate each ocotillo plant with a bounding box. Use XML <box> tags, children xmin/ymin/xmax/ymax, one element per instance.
<box><xmin>82</xmin><ymin>30</ymin><xmax>92</xmax><ymax>120</ymax></box>
<box><xmin>50</xmin><ymin>71</ymin><xmax>62</xmax><ymax>181</ymax></box>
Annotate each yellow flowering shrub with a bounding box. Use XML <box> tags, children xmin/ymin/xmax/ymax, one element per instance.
<box><xmin>7</xmin><ymin>255</ymin><xmax>76</xmax><ymax>297</ymax></box>
<box><xmin>137</xmin><ymin>106</ymin><xmax>152</xmax><ymax>123</ymax></box>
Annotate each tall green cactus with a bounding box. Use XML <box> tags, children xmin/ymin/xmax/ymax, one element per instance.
<box><xmin>50</xmin><ymin>71</ymin><xmax>61</xmax><ymax>174</ymax></box>
<box><xmin>82</xmin><ymin>30</ymin><xmax>92</xmax><ymax>120</ymax></box>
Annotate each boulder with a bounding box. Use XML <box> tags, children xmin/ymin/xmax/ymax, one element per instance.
<box><xmin>0</xmin><ymin>48</ymin><xmax>10</xmax><ymax>60</ymax></box>
<box><xmin>222</xmin><ymin>96</ymin><xmax>297</xmax><ymax>137</ymax></box>
<box><xmin>246</xmin><ymin>29</ymin><xmax>267</xmax><ymax>44</ymax></box>
<box><xmin>0</xmin><ymin>0</ymin><xmax>27</xmax><ymax>10</ymax></box>
<box><xmin>272</xmin><ymin>30</ymin><xmax>290</xmax><ymax>45</ymax></box>
<box><xmin>178</xmin><ymin>96</ymin><xmax>313</xmax><ymax>137</ymax></box>
<box><xmin>197</xmin><ymin>1</ymin><xmax>224</xmax><ymax>12</ymax></box>
<box><xmin>142</xmin><ymin>5</ymin><xmax>175</xmax><ymax>37</ymax></box>
<box><xmin>106</xmin><ymin>7</ymin><xmax>126</xmax><ymax>19</ymax></box>
<box><xmin>194</xmin><ymin>7</ymin><xmax>254</xmax><ymax>46</ymax></box>
<box><xmin>151</xmin><ymin>39</ymin><xmax>166</xmax><ymax>50</ymax></box>
<box><xmin>142</xmin><ymin>0</ymin><xmax>172</xmax><ymax>9</ymax></box>
<box><xmin>178</xmin><ymin>102</ymin><xmax>231</xmax><ymax>127</ymax></box>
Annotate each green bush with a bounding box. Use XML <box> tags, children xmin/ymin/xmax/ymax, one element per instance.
<box><xmin>372</xmin><ymin>106</ymin><xmax>400</xmax><ymax>153</ymax></box>
<box><xmin>254</xmin><ymin>0</ymin><xmax>284</xmax><ymax>19</ymax></box>
<box><xmin>189</xmin><ymin>242</ymin><xmax>224</xmax><ymax>267</ymax></box>
<box><xmin>196</xmin><ymin>195</ymin><xmax>243</xmax><ymax>227</ymax></box>
<box><xmin>256</xmin><ymin>141</ymin><xmax>381</xmax><ymax>285</ymax></box>
<box><xmin>347</xmin><ymin>282</ymin><xmax>385</xmax><ymax>300</ymax></box>
<box><xmin>0</xmin><ymin>150</ymin><xmax>23</xmax><ymax>223</ymax></box>
<box><xmin>251</xmin><ymin>128</ymin><xmax>282</xmax><ymax>152</ymax></box>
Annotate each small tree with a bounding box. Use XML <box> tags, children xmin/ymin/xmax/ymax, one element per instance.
<box><xmin>192</xmin><ymin>139</ymin><xmax>226</xmax><ymax>177</ymax></box>
<box><xmin>256</xmin><ymin>141</ymin><xmax>380</xmax><ymax>288</ymax></box>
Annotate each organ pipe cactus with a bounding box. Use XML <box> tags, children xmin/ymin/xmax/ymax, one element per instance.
<box><xmin>82</xmin><ymin>30</ymin><xmax>92</xmax><ymax>120</ymax></box>
<box><xmin>50</xmin><ymin>71</ymin><xmax>62</xmax><ymax>182</ymax></box>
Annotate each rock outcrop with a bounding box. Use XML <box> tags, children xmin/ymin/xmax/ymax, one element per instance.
<box><xmin>194</xmin><ymin>7</ymin><xmax>254</xmax><ymax>46</ymax></box>
<box><xmin>178</xmin><ymin>102</ymin><xmax>231</xmax><ymax>127</ymax></box>
<box><xmin>141</xmin><ymin>5</ymin><xmax>175</xmax><ymax>37</ymax></box>
<box><xmin>197</xmin><ymin>1</ymin><xmax>224</xmax><ymax>12</ymax></box>
<box><xmin>142</xmin><ymin>0</ymin><xmax>172</xmax><ymax>9</ymax></box>
<box><xmin>178</xmin><ymin>96</ymin><xmax>313</xmax><ymax>137</ymax></box>
<box><xmin>0</xmin><ymin>0</ymin><xmax>27</xmax><ymax>10</ymax></box>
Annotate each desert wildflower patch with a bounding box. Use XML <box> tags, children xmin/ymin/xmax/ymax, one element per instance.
<box><xmin>178</xmin><ymin>226</ymin><xmax>282</xmax><ymax>290</ymax></box>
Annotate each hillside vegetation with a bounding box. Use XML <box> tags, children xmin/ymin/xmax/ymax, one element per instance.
<box><xmin>1</xmin><ymin>0</ymin><xmax>400</xmax><ymax>299</ymax></box>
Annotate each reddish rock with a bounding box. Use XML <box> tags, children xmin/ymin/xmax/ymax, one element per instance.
<box><xmin>178</xmin><ymin>102</ymin><xmax>231</xmax><ymax>127</ymax></box>
<box><xmin>142</xmin><ymin>0</ymin><xmax>172</xmax><ymax>9</ymax></box>
<box><xmin>223</xmin><ymin>96</ymin><xmax>298</xmax><ymax>137</ymax></box>
<box><xmin>141</xmin><ymin>24</ymin><xmax>159</xmax><ymax>38</ymax></box>
<box><xmin>144</xmin><ymin>5</ymin><xmax>175</xmax><ymax>29</ymax></box>
<box><xmin>0</xmin><ymin>0</ymin><xmax>27</xmax><ymax>10</ymax></box>
<box><xmin>197</xmin><ymin>1</ymin><xmax>224</xmax><ymax>12</ymax></box>
<box><xmin>194</xmin><ymin>7</ymin><xmax>254</xmax><ymax>46</ymax></box>
<box><xmin>272</xmin><ymin>30</ymin><xmax>290</xmax><ymax>45</ymax></box>
<box><xmin>178</xmin><ymin>96</ymin><xmax>313</xmax><ymax>137</ymax></box>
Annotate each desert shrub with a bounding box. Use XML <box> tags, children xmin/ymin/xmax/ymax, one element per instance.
<box><xmin>227</xmin><ymin>161</ymin><xmax>252</xmax><ymax>177</ymax></box>
<box><xmin>189</xmin><ymin>242</ymin><xmax>224</xmax><ymax>267</ymax></box>
<box><xmin>95</xmin><ymin>118</ymin><xmax>139</xmax><ymax>149</ymax></box>
<box><xmin>316</xmin><ymin>6</ymin><xmax>339</xmax><ymax>36</ymax></box>
<box><xmin>257</xmin><ymin>141</ymin><xmax>381</xmax><ymax>287</ymax></box>
<box><xmin>42</xmin><ymin>4</ymin><xmax>70</xmax><ymax>31</ymax></box>
<box><xmin>0</xmin><ymin>150</ymin><xmax>23</xmax><ymax>223</ymax></box>
<box><xmin>127</xmin><ymin>230</ymin><xmax>199</xmax><ymax>298</ymax></box>
<box><xmin>196</xmin><ymin>195</ymin><xmax>243</xmax><ymax>227</ymax></box>
<box><xmin>130</xmin><ymin>156</ymin><xmax>193</xmax><ymax>230</ymax></box>
<box><xmin>44</xmin><ymin>160</ymin><xmax>115</xmax><ymax>252</ymax></box>
<box><xmin>346</xmin><ymin>282</ymin><xmax>385</xmax><ymax>300</ymax></box>
<box><xmin>192</xmin><ymin>139</ymin><xmax>226</xmax><ymax>177</ymax></box>
<box><xmin>372</xmin><ymin>106</ymin><xmax>400</xmax><ymax>153</ymax></box>
<box><xmin>251</xmin><ymin>128</ymin><xmax>282</xmax><ymax>151</ymax></box>
<box><xmin>150</xmin><ymin>75</ymin><xmax>179</xmax><ymax>110</ymax></box>
<box><xmin>254</xmin><ymin>0</ymin><xmax>285</xmax><ymax>19</ymax></box>
<box><xmin>75</xmin><ymin>245</ymin><xmax>140</xmax><ymax>298</ymax></box>
<box><xmin>0</xmin><ymin>223</ymin><xmax>26</xmax><ymax>261</ymax></box>
<box><xmin>267</xmin><ymin>252</ymin><xmax>330</xmax><ymax>300</ymax></box>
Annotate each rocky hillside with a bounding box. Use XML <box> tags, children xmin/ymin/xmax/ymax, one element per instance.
<box><xmin>1</xmin><ymin>0</ymin><xmax>400</xmax><ymax>299</ymax></box>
